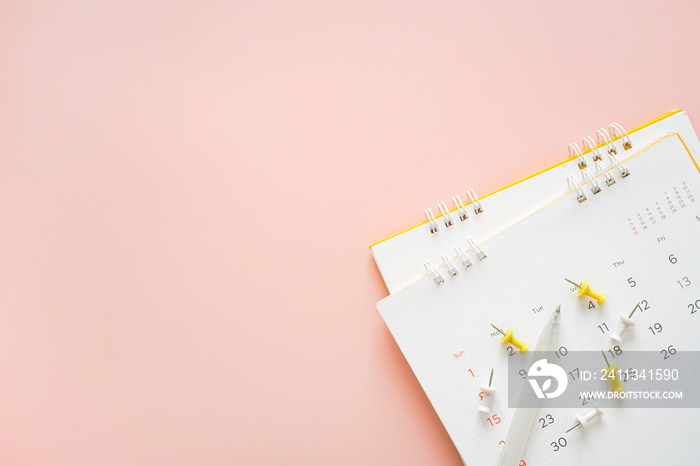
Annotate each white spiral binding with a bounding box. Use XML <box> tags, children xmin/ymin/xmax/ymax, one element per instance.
<box><xmin>596</xmin><ymin>128</ymin><xmax>616</xmax><ymax>155</ymax></box>
<box><xmin>466</xmin><ymin>189</ymin><xmax>483</xmax><ymax>214</ymax></box>
<box><xmin>568</xmin><ymin>142</ymin><xmax>586</xmax><ymax>169</ymax></box>
<box><xmin>441</xmin><ymin>253</ymin><xmax>459</xmax><ymax>276</ymax></box>
<box><xmin>608</xmin><ymin>152</ymin><xmax>630</xmax><ymax>178</ymax></box>
<box><xmin>416</xmin><ymin>120</ymin><xmax>632</xmax><ymax>281</ymax></box>
<box><xmin>567</xmin><ymin>176</ymin><xmax>587</xmax><ymax>203</ymax></box>
<box><xmin>580</xmin><ymin>168</ymin><xmax>601</xmax><ymax>194</ymax></box>
<box><xmin>452</xmin><ymin>195</ymin><xmax>469</xmax><ymax>221</ymax></box>
<box><xmin>424</xmin><ymin>261</ymin><xmax>444</xmax><ymax>284</ymax></box>
<box><xmin>425</xmin><ymin>190</ymin><xmax>480</xmax><ymax>236</ymax></box>
<box><xmin>582</xmin><ymin>135</ymin><xmax>603</xmax><ymax>162</ymax></box>
<box><xmin>609</xmin><ymin>122</ymin><xmax>632</xmax><ymax>151</ymax></box>
<box><xmin>454</xmin><ymin>245</ymin><xmax>473</xmax><ymax>268</ymax></box>
<box><xmin>424</xmin><ymin>208</ymin><xmax>439</xmax><ymax>234</ymax></box>
<box><xmin>437</xmin><ymin>201</ymin><xmax>454</xmax><ymax>228</ymax></box>
<box><xmin>595</xmin><ymin>160</ymin><xmax>616</xmax><ymax>186</ymax></box>
<box><xmin>466</xmin><ymin>236</ymin><xmax>487</xmax><ymax>260</ymax></box>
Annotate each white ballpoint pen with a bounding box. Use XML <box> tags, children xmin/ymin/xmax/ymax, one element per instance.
<box><xmin>497</xmin><ymin>305</ymin><xmax>561</xmax><ymax>466</ymax></box>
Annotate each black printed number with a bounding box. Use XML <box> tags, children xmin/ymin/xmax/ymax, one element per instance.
<box><xmin>689</xmin><ymin>299</ymin><xmax>700</xmax><ymax>315</ymax></box>
<box><xmin>551</xmin><ymin>437</ymin><xmax>568</xmax><ymax>452</ymax></box>
<box><xmin>661</xmin><ymin>345</ymin><xmax>677</xmax><ymax>360</ymax></box>
<box><xmin>539</xmin><ymin>414</ymin><xmax>554</xmax><ymax>429</ymax></box>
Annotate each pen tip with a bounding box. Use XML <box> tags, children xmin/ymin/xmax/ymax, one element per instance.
<box><xmin>556</xmin><ymin>304</ymin><xmax>561</xmax><ymax>313</ymax></box>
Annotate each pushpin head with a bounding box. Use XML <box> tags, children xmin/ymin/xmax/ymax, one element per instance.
<box><xmin>499</xmin><ymin>329</ymin><xmax>513</xmax><ymax>344</ymax></box>
<box><xmin>500</xmin><ymin>329</ymin><xmax>529</xmax><ymax>353</ymax></box>
<box><xmin>577</xmin><ymin>281</ymin><xmax>606</xmax><ymax>305</ymax></box>
<box><xmin>572</xmin><ymin>408</ymin><xmax>604</xmax><ymax>431</ymax></box>
<box><xmin>603</xmin><ymin>364</ymin><xmax>625</xmax><ymax>392</ymax></box>
<box><xmin>611</xmin><ymin>315</ymin><xmax>636</xmax><ymax>343</ymax></box>
<box><xmin>620</xmin><ymin>315</ymin><xmax>636</xmax><ymax>327</ymax></box>
<box><xmin>575</xmin><ymin>282</ymin><xmax>588</xmax><ymax>297</ymax></box>
<box><xmin>478</xmin><ymin>369</ymin><xmax>496</xmax><ymax>414</ymax></box>
<box><xmin>478</xmin><ymin>384</ymin><xmax>497</xmax><ymax>413</ymax></box>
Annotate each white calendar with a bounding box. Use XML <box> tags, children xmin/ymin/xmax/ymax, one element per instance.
<box><xmin>377</xmin><ymin>133</ymin><xmax>700</xmax><ymax>465</ymax></box>
<box><xmin>371</xmin><ymin>111</ymin><xmax>700</xmax><ymax>296</ymax></box>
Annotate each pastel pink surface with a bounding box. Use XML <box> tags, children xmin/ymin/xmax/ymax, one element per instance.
<box><xmin>1</xmin><ymin>1</ymin><xmax>699</xmax><ymax>464</ymax></box>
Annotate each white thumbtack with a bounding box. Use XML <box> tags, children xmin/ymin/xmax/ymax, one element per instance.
<box><xmin>566</xmin><ymin>408</ymin><xmax>604</xmax><ymax>432</ymax></box>
<box><xmin>478</xmin><ymin>368</ymin><xmax>496</xmax><ymax>413</ymax></box>
<box><xmin>611</xmin><ymin>302</ymin><xmax>640</xmax><ymax>343</ymax></box>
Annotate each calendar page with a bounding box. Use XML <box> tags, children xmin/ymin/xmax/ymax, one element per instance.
<box><xmin>377</xmin><ymin>133</ymin><xmax>700</xmax><ymax>465</ymax></box>
<box><xmin>371</xmin><ymin>111</ymin><xmax>700</xmax><ymax>295</ymax></box>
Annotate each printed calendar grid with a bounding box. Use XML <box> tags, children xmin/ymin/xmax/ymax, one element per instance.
<box><xmin>378</xmin><ymin>133</ymin><xmax>700</xmax><ymax>465</ymax></box>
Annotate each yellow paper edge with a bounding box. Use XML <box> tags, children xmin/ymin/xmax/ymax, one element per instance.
<box><xmin>384</xmin><ymin>131</ymin><xmax>699</xmax><ymax>296</ymax></box>
<box><xmin>369</xmin><ymin>109</ymin><xmax>684</xmax><ymax>248</ymax></box>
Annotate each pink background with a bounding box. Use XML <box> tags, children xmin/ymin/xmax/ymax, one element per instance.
<box><xmin>1</xmin><ymin>1</ymin><xmax>699</xmax><ymax>464</ymax></box>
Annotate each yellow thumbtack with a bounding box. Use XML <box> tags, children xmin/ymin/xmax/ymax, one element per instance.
<box><xmin>490</xmin><ymin>323</ymin><xmax>529</xmax><ymax>353</ymax></box>
<box><xmin>601</xmin><ymin>350</ymin><xmax>625</xmax><ymax>392</ymax></box>
<box><xmin>565</xmin><ymin>278</ymin><xmax>606</xmax><ymax>305</ymax></box>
